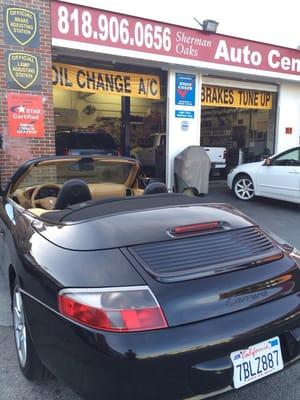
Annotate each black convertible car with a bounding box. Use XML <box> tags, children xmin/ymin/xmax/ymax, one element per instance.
<box><xmin>0</xmin><ymin>155</ymin><xmax>300</xmax><ymax>400</ymax></box>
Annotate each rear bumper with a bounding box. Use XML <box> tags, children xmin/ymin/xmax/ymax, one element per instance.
<box><xmin>24</xmin><ymin>291</ymin><xmax>300</xmax><ymax>400</ymax></box>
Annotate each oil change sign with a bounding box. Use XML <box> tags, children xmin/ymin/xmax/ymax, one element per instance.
<box><xmin>52</xmin><ymin>63</ymin><xmax>160</xmax><ymax>100</ymax></box>
<box><xmin>201</xmin><ymin>85</ymin><xmax>273</xmax><ymax>109</ymax></box>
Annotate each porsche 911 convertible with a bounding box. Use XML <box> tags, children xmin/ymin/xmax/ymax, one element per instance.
<box><xmin>0</xmin><ymin>155</ymin><xmax>300</xmax><ymax>400</ymax></box>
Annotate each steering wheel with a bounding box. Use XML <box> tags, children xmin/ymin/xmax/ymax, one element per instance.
<box><xmin>31</xmin><ymin>184</ymin><xmax>61</xmax><ymax>210</ymax></box>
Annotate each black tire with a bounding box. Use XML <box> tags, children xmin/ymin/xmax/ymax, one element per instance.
<box><xmin>233</xmin><ymin>174</ymin><xmax>255</xmax><ymax>201</ymax></box>
<box><xmin>12</xmin><ymin>280</ymin><xmax>50</xmax><ymax>381</ymax></box>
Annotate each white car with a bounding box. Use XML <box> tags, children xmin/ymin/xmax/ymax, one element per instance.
<box><xmin>227</xmin><ymin>146</ymin><xmax>300</xmax><ymax>204</ymax></box>
<box><xmin>204</xmin><ymin>147</ymin><xmax>227</xmax><ymax>170</ymax></box>
<box><xmin>131</xmin><ymin>133</ymin><xmax>227</xmax><ymax>172</ymax></box>
<box><xmin>131</xmin><ymin>133</ymin><xmax>166</xmax><ymax>167</ymax></box>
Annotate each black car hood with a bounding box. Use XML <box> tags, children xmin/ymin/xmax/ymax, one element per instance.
<box><xmin>34</xmin><ymin>203</ymin><xmax>253</xmax><ymax>251</ymax></box>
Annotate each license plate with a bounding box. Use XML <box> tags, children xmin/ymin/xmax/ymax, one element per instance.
<box><xmin>230</xmin><ymin>337</ymin><xmax>284</xmax><ymax>389</ymax></box>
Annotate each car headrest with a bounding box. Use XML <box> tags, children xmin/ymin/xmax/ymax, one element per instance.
<box><xmin>143</xmin><ymin>182</ymin><xmax>168</xmax><ymax>195</ymax></box>
<box><xmin>54</xmin><ymin>179</ymin><xmax>92</xmax><ymax>210</ymax></box>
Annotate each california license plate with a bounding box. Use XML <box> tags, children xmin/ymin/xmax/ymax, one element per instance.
<box><xmin>230</xmin><ymin>337</ymin><xmax>284</xmax><ymax>389</ymax></box>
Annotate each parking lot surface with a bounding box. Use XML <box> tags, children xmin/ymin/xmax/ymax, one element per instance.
<box><xmin>0</xmin><ymin>182</ymin><xmax>299</xmax><ymax>400</ymax></box>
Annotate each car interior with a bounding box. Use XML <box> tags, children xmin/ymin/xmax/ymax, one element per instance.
<box><xmin>8</xmin><ymin>157</ymin><xmax>169</xmax><ymax>217</ymax></box>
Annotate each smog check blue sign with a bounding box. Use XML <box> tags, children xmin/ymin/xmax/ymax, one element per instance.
<box><xmin>175</xmin><ymin>73</ymin><xmax>196</xmax><ymax>106</ymax></box>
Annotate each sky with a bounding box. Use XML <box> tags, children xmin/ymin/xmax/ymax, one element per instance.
<box><xmin>67</xmin><ymin>0</ymin><xmax>300</xmax><ymax>49</ymax></box>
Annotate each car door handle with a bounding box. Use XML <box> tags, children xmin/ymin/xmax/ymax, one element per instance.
<box><xmin>288</xmin><ymin>171</ymin><xmax>300</xmax><ymax>174</ymax></box>
<box><xmin>0</xmin><ymin>231</ymin><xmax>4</xmax><ymax>237</ymax></box>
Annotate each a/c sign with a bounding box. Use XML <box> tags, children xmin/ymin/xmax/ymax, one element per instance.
<box><xmin>52</xmin><ymin>63</ymin><xmax>161</xmax><ymax>100</ymax></box>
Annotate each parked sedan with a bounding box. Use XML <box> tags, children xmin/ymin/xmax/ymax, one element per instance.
<box><xmin>227</xmin><ymin>146</ymin><xmax>300</xmax><ymax>203</ymax></box>
<box><xmin>0</xmin><ymin>155</ymin><xmax>300</xmax><ymax>400</ymax></box>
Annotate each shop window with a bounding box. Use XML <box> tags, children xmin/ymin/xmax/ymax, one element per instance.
<box><xmin>200</xmin><ymin>85</ymin><xmax>277</xmax><ymax>171</ymax></box>
<box><xmin>53</xmin><ymin>62</ymin><xmax>167</xmax><ymax>182</ymax></box>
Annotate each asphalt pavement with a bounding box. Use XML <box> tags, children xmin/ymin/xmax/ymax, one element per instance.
<box><xmin>0</xmin><ymin>182</ymin><xmax>299</xmax><ymax>400</ymax></box>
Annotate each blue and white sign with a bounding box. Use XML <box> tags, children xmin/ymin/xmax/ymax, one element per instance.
<box><xmin>175</xmin><ymin>73</ymin><xmax>196</xmax><ymax>106</ymax></box>
<box><xmin>175</xmin><ymin>110</ymin><xmax>195</xmax><ymax>119</ymax></box>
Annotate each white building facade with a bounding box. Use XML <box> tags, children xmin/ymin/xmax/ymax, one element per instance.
<box><xmin>51</xmin><ymin>0</ymin><xmax>300</xmax><ymax>188</ymax></box>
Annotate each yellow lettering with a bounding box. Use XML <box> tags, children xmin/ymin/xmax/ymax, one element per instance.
<box><xmin>52</xmin><ymin>63</ymin><xmax>160</xmax><ymax>99</ymax></box>
<box><xmin>201</xmin><ymin>85</ymin><xmax>272</xmax><ymax>109</ymax></box>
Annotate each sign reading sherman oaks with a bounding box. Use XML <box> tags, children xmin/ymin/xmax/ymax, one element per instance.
<box><xmin>5</xmin><ymin>51</ymin><xmax>41</xmax><ymax>91</ymax></box>
<box><xmin>4</xmin><ymin>5</ymin><xmax>40</xmax><ymax>47</ymax></box>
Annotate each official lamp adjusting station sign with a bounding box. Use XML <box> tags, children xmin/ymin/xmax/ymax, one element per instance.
<box><xmin>4</xmin><ymin>6</ymin><xmax>39</xmax><ymax>47</ymax></box>
<box><xmin>7</xmin><ymin>93</ymin><xmax>45</xmax><ymax>138</ymax></box>
<box><xmin>5</xmin><ymin>52</ymin><xmax>41</xmax><ymax>91</ymax></box>
<box><xmin>52</xmin><ymin>63</ymin><xmax>161</xmax><ymax>100</ymax></box>
<box><xmin>175</xmin><ymin>73</ymin><xmax>196</xmax><ymax>106</ymax></box>
<box><xmin>201</xmin><ymin>85</ymin><xmax>273</xmax><ymax>110</ymax></box>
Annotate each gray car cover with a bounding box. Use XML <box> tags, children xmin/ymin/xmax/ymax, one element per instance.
<box><xmin>174</xmin><ymin>146</ymin><xmax>211</xmax><ymax>194</ymax></box>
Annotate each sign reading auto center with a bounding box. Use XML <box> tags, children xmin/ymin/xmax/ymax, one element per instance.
<box><xmin>52</xmin><ymin>62</ymin><xmax>160</xmax><ymax>99</ymax></box>
<box><xmin>51</xmin><ymin>1</ymin><xmax>300</xmax><ymax>80</ymax></box>
<box><xmin>201</xmin><ymin>85</ymin><xmax>273</xmax><ymax>109</ymax></box>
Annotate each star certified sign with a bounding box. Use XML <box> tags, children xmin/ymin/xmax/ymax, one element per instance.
<box><xmin>175</xmin><ymin>73</ymin><xmax>196</xmax><ymax>106</ymax></box>
<box><xmin>4</xmin><ymin>6</ymin><xmax>40</xmax><ymax>47</ymax></box>
<box><xmin>7</xmin><ymin>93</ymin><xmax>45</xmax><ymax>138</ymax></box>
<box><xmin>5</xmin><ymin>51</ymin><xmax>41</xmax><ymax>91</ymax></box>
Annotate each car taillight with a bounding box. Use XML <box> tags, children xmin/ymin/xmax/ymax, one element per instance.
<box><xmin>58</xmin><ymin>286</ymin><xmax>168</xmax><ymax>332</ymax></box>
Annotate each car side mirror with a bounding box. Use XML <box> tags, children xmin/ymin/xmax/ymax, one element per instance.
<box><xmin>264</xmin><ymin>158</ymin><xmax>273</xmax><ymax>166</ymax></box>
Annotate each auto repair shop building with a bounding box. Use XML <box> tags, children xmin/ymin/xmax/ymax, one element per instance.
<box><xmin>0</xmin><ymin>0</ymin><xmax>300</xmax><ymax>188</ymax></box>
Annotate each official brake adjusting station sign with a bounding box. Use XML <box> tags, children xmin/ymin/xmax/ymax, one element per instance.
<box><xmin>4</xmin><ymin>5</ymin><xmax>40</xmax><ymax>47</ymax></box>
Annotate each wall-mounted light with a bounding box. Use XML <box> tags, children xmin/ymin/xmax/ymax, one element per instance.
<box><xmin>194</xmin><ymin>17</ymin><xmax>219</xmax><ymax>33</ymax></box>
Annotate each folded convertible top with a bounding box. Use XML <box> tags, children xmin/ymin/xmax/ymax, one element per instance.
<box><xmin>41</xmin><ymin>193</ymin><xmax>205</xmax><ymax>223</ymax></box>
